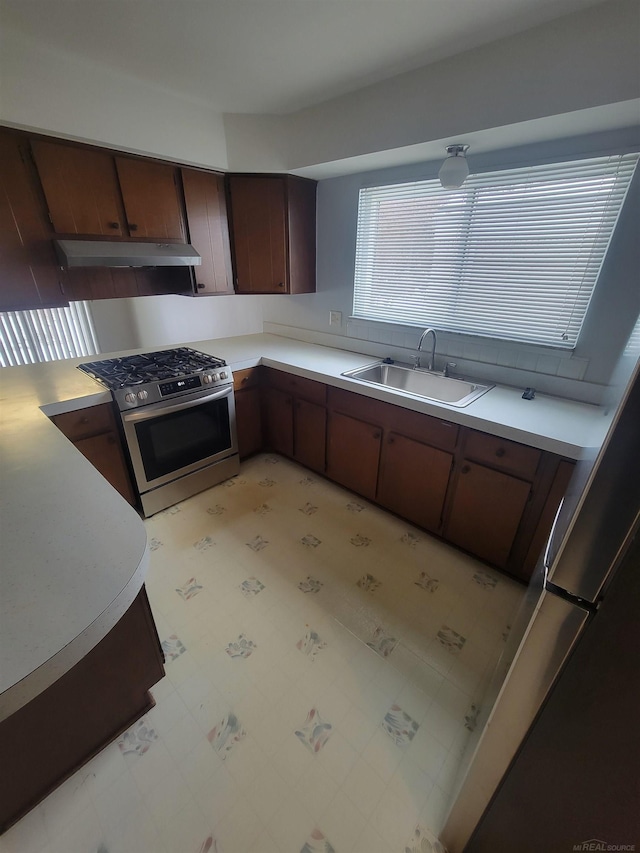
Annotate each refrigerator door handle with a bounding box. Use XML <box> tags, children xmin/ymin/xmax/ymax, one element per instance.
<box><xmin>544</xmin><ymin>497</ymin><xmax>565</xmax><ymax>572</ymax></box>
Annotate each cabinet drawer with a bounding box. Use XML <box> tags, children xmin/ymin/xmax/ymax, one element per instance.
<box><xmin>233</xmin><ymin>367</ymin><xmax>262</xmax><ymax>391</ymax></box>
<box><xmin>51</xmin><ymin>403</ymin><xmax>116</xmax><ymax>441</ymax></box>
<box><xmin>266</xmin><ymin>369</ymin><xmax>326</xmax><ymax>405</ymax></box>
<box><xmin>464</xmin><ymin>430</ymin><xmax>541</xmax><ymax>479</ymax></box>
<box><xmin>328</xmin><ymin>386</ymin><xmax>386</xmax><ymax>424</ymax></box>
<box><xmin>391</xmin><ymin>407</ymin><xmax>459</xmax><ymax>453</ymax></box>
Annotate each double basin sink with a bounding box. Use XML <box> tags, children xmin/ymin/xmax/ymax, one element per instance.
<box><xmin>342</xmin><ymin>361</ymin><xmax>493</xmax><ymax>407</ymax></box>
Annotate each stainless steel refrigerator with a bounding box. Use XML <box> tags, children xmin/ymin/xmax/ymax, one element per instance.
<box><xmin>441</xmin><ymin>355</ymin><xmax>640</xmax><ymax>852</ymax></box>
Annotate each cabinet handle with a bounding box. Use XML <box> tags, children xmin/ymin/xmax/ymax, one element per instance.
<box><xmin>277</xmin><ymin>282</ymin><xmax>284</xmax><ymax>288</ymax></box>
<box><xmin>80</xmin><ymin>417</ymin><xmax>89</xmax><ymax>425</ymax></box>
<box><xmin>496</xmin><ymin>448</ymin><xmax>506</xmax><ymax>458</ymax></box>
<box><xmin>461</xmin><ymin>464</ymin><xmax>470</xmax><ymax>474</ymax></box>
<box><xmin>108</xmin><ymin>222</ymin><xmax>119</xmax><ymax>229</ymax></box>
<box><xmin>388</xmin><ymin>436</ymin><xmax>395</xmax><ymax>445</ymax></box>
<box><xmin>242</xmin><ymin>376</ymin><xmax>249</xmax><ymax>384</ymax></box>
<box><xmin>128</xmin><ymin>223</ymin><xmax>138</xmax><ymax>232</ymax></box>
<box><xmin>372</xmin><ymin>431</ymin><xmax>381</xmax><ymax>440</ymax></box>
<box><xmin>196</xmin><ymin>283</ymin><xmax>205</xmax><ymax>290</ymax></box>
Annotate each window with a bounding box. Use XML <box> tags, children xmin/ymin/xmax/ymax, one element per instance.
<box><xmin>353</xmin><ymin>153</ymin><xmax>639</xmax><ymax>348</ymax></box>
<box><xmin>0</xmin><ymin>302</ymin><xmax>99</xmax><ymax>367</ymax></box>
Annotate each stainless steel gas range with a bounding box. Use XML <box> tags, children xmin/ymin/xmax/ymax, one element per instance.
<box><xmin>78</xmin><ymin>347</ymin><xmax>239</xmax><ymax>516</ymax></box>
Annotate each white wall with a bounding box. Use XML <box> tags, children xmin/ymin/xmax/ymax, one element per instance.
<box><xmin>226</xmin><ymin>0</ymin><xmax>640</xmax><ymax>173</ymax></box>
<box><xmin>90</xmin><ymin>293</ymin><xmax>266</xmax><ymax>354</ymax></box>
<box><xmin>0</xmin><ymin>28</ymin><xmax>229</xmax><ymax>170</ymax></box>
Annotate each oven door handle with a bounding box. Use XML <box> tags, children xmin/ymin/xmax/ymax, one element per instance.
<box><xmin>122</xmin><ymin>386</ymin><xmax>233</xmax><ymax>423</ymax></box>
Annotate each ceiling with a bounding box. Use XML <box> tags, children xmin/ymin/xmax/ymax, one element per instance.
<box><xmin>1</xmin><ymin>0</ymin><xmax>610</xmax><ymax>116</ymax></box>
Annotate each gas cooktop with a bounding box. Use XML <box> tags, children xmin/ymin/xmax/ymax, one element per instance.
<box><xmin>78</xmin><ymin>347</ymin><xmax>227</xmax><ymax>390</ymax></box>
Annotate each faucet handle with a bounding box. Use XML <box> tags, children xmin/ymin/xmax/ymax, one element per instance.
<box><xmin>444</xmin><ymin>362</ymin><xmax>457</xmax><ymax>377</ymax></box>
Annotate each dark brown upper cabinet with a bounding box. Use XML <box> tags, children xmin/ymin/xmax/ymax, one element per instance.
<box><xmin>31</xmin><ymin>140</ymin><xmax>126</xmax><ymax>237</ymax></box>
<box><xmin>227</xmin><ymin>174</ymin><xmax>316</xmax><ymax>294</ymax></box>
<box><xmin>114</xmin><ymin>157</ymin><xmax>185</xmax><ymax>241</ymax></box>
<box><xmin>0</xmin><ymin>130</ymin><xmax>67</xmax><ymax>311</ymax></box>
<box><xmin>181</xmin><ymin>168</ymin><xmax>234</xmax><ymax>295</ymax></box>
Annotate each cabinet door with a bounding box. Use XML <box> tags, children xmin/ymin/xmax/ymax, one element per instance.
<box><xmin>445</xmin><ymin>461</ymin><xmax>531</xmax><ymax>568</ymax></box>
<box><xmin>263</xmin><ymin>386</ymin><xmax>294</xmax><ymax>457</ymax></box>
<box><xmin>0</xmin><ymin>132</ymin><xmax>66</xmax><ymax>311</ymax></box>
<box><xmin>286</xmin><ymin>176</ymin><xmax>316</xmax><ymax>294</ymax></box>
<box><xmin>181</xmin><ymin>169</ymin><xmax>233</xmax><ymax>295</ymax></box>
<box><xmin>235</xmin><ymin>387</ymin><xmax>263</xmax><ymax>459</ymax></box>
<box><xmin>74</xmin><ymin>431</ymin><xmax>137</xmax><ymax>506</ymax></box>
<box><xmin>326</xmin><ymin>411</ymin><xmax>382</xmax><ymax>500</ymax></box>
<box><xmin>31</xmin><ymin>140</ymin><xmax>125</xmax><ymax>237</ymax></box>
<box><xmin>115</xmin><ymin>157</ymin><xmax>185</xmax><ymax>240</ymax></box>
<box><xmin>295</xmin><ymin>398</ymin><xmax>326</xmax><ymax>473</ymax></box>
<box><xmin>378</xmin><ymin>432</ymin><xmax>453</xmax><ymax>532</ymax></box>
<box><xmin>228</xmin><ymin>176</ymin><xmax>287</xmax><ymax>293</ymax></box>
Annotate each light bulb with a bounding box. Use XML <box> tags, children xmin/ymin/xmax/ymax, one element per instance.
<box><xmin>439</xmin><ymin>145</ymin><xmax>470</xmax><ymax>189</ymax></box>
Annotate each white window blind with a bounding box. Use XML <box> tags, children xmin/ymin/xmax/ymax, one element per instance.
<box><xmin>0</xmin><ymin>301</ymin><xmax>99</xmax><ymax>367</ymax></box>
<box><xmin>353</xmin><ymin>153</ymin><xmax>639</xmax><ymax>348</ymax></box>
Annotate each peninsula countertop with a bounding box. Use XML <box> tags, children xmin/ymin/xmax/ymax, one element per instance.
<box><xmin>0</xmin><ymin>332</ymin><xmax>611</xmax><ymax>719</ymax></box>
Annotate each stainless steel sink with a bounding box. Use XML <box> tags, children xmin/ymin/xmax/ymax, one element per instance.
<box><xmin>342</xmin><ymin>362</ymin><xmax>494</xmax><ymax>407</ymax></box>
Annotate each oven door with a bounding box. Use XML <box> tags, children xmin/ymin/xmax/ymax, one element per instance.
<box><xmin>121</xmin><ymin>385</ymin><xmax>237</xmax><ymax>494</ymax></box>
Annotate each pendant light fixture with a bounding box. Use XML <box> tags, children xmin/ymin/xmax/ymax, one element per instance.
<box><xmin>438</xmin><ymin>144</ymin><xmax>470</xmax><ymax>189</ymax></box>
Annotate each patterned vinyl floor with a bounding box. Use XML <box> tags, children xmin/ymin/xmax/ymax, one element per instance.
<box><xmin>1</xmin><ymin>454</ymin><xmax>524</xmax><ymax>853</ymax></box>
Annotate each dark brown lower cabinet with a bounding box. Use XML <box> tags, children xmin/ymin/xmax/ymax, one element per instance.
<box><xmin>0</xmin><ymin>587</ymin><xmax>165</xmax><ymax>832</ymax></box>
<box><xmin>294</xmin><ymin>397</ymin><xmax>326</xmax><ymax>473</ymax></box>
<box><xmin>50</xmin><ymin>404</ymin><xmax>136</xmax><ymax>506</ymax></box>
<box><xmin>326</xmin><ymin>411</ymin><xmax>382</xmax><ymax>501</ymax></box>
<box><xmin>444</xmin><ymin>461</ymin><xmax>532</xmax><ymax>568</ymax></box>
<box><xmin>263</xmin><ymin>386</ymin><xmax>294</xmax><ymax>457</ymax></box>
<box><xmin>378</xmin><ymin>432</ymin><xmax>453</xmax><ymax>532</ymax></box>
<box><xmin>235</xmin><ymin>385</ymin><xmax>263</xmax><ymax>459</ymax></box>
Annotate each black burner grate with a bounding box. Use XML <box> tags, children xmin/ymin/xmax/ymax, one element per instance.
<box><xmin>78</xmin><ymin>347</ymin><xmax>226</xmax><ymax>390</ymax></box>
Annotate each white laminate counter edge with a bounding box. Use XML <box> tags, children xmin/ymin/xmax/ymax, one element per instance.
<box><xmin>0</xmin><ymin>548</ymin><xmax>149</xmax><ymax>722</ymax></box>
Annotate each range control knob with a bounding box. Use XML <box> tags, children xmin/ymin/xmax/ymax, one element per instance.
<box><xmin>137</xmin><ymin>390</ymin><xmax>148</xmax><ymax>401</ymax></box>
<box><xmin>203</xmin><ymin>373</ymin><xmax>213</xmax><ymax>384</ymax></box>
<box><xmin>220</xmin><ymin>371</ymin><xmax>228</xmax><ymax>380</ymax></box>
<box><xmin>124</xmin><ymin>392</ymin><xmax>137</xmax><ymax>404</ymax></box>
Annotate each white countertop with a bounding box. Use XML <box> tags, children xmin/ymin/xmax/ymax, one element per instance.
<box><xmin>0</xmin><ymin>332</ymin><xmax>610</xmax><ymax>719</ymax></box>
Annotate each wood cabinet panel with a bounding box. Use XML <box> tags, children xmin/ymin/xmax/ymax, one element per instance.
<box><xmin>51</xmin><ymin>404</ymin><xmax>115</xmax><ymax>441</ymax></box>
<box><xmin>266</xmin><ymin>368</ymin><xmax>326</xmax><ymax>405</ymax></box>
<box><xmin>445</xmin><ymin>462</ymin><xmax>531</xmax><ymax>568</ymax></box>
<box><xmin>295</xmin><ymin>398</ymin><xmax>326</xmax><ymax>473</ymax></box>
<box><xmin>390</xmin><ymin>407</ymin><xmax>459</xmax><ymax>453</ymax></box>
<box><xmin>326</xmin><ymin>411</ymin><xmax>381</xmax><ymax>500</ymax></box>
<box><xmin>181</xmin><ymin>169</ymin><xmax>233</xmax><ymax>295</ymax></box>
<box><xmin>378</xmin><ymin>432</ymin><xmax>453</xmax><ymax>532</ymax></box>
<box><xmin>233</xmin><ymin>367</ymin><xmax>261</xmax><ymax>392</ymax></box>
<box><xmin>228</xmin><ymin>174</ymin><xmax>316</xmax><ymax>294</ymax></box>
<box><xmin>115</xmin><ymin>157</ymin><xmax>185</xmax><ymax>241</ymax></box>
<box><xmin>520</xmin><ymin>459</ymin><xmax>575</xmax><ymax>580</ymax></box>
<box><xmin>263</xmin><ymin>386</ymin><xmax>294</xmax><ymax>457</ymax></box>
<box><xmin>464</xmin><ymin>430</ymin><xmax>541</xmax><ymax>479</ymax></box>
<box><xmin>51</xmin><ymin>403</ymin><xmax>136</xmax><ymax>506</ymax></box>
<box><xmin>0</xmin><ymin>131</ymin><xmax>66</xmax><ymax>311</ymax></box>
<box><xmin>0</xmin><ymin>587</ymin><xmax>164</xmax><ymax>832</ymax></box>
<box><xmin>235</xmin><ymin>385</ymin><xmax>263</xmax><ymax>459</ymax></box>
<box><xmin>74</xmin><ymin>432</ymin><xmax>137</xmax><ymax>506</ymax></box>
<box><xmin>31</xmin><ymin>140</ymin><xmax>125</xmax><ymax>237</ymax></box>
<box><xmin>228</xmin><ymin>175</ymin><xmax>287</xmax><ymax>293</ymax></box>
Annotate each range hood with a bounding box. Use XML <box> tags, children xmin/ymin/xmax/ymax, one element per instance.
<box><xmin>54</xmin><ymin>240</ymin><xmax>202</xmax><ymax>268</ymax></box>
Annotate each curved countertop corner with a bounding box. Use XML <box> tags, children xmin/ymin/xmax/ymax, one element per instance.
<box><xmin>0</xmin><ymin>360</ymin><xmax>149</xmax><ymax>721</ymax></box>
<box><xmin>0</xmin><ymin>332</ymin><xmax>611</xmax><ymax>721</ymax></box>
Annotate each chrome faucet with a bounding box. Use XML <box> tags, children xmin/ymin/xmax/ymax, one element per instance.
<box><xmin>415</xmin><ymin>327</ymin><xmax>437</xmax><ymax>370</ymax></box>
